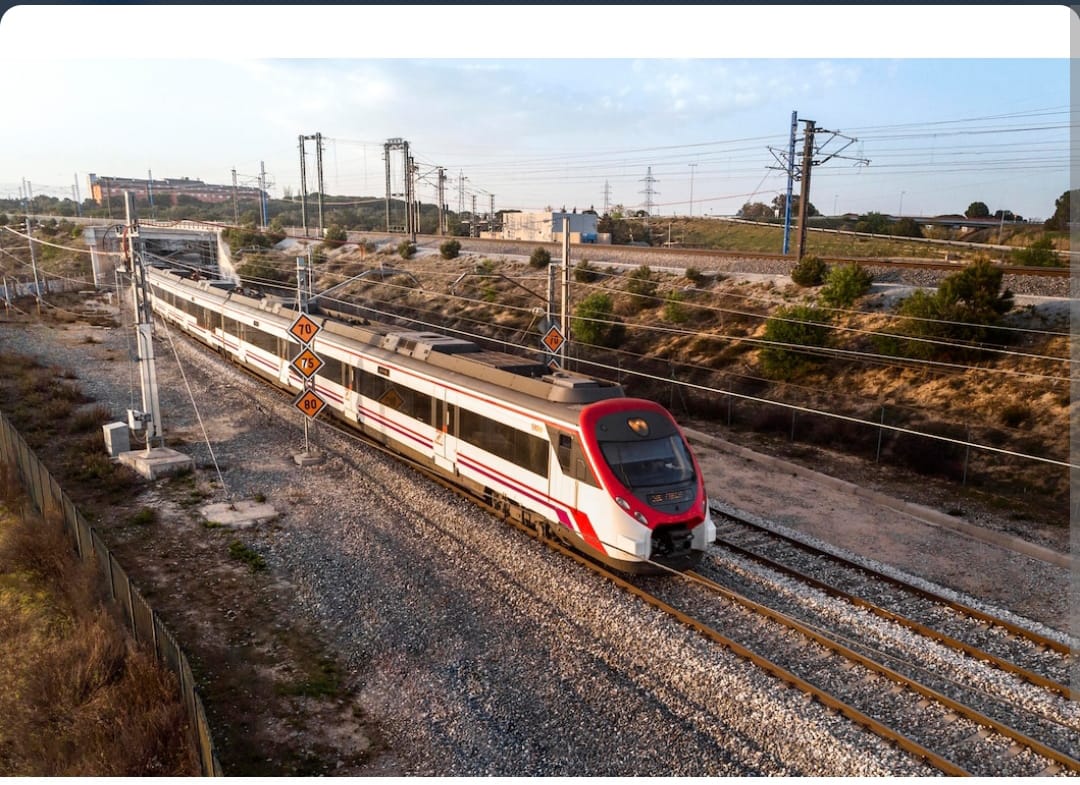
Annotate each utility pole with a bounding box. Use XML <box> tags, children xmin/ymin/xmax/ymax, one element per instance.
<box><xmin>795</xmin><ymin>119</ymin><xmax>816</xmax><ymax>262</ymax></box>
<box><xmin>560</xmin><ymin>217</ymin><xmax>571</xmax><ymax>365</ymax></box>
<box><xmin>489</xmin><ymin>193</ymin><xmax>495</xmax><ymax>234</ymax></box>
<box><xmin>25</xmin><ymin>218</ymin><xmax>41</xmax><ymax>315</ymax></box>
<box><xmin>437</xmin><ymin>167</ymin><xmax>447</xmax><ymax>235</ymax></box>
<box><xmin>458</xmin><ymin>170</ymin><xmax>465</xmax><ymax>214</ymax></box>
<box><xmin>72</xmin><ymin>173</ymin><xmax>82</xmax><ymax>217</ymax></box>
<box><xmin>688</xmin><ymin>163</ymin><xmax>697</xmax><ymax>217</ymax></box>
<box><xmin>314</xmin><ymin>132</ymin><xmax>324</xmax><ymax>238</ymax></box>
<box><xmin>231</xmin><ymin>167</ymin><xmax>239</xmax><ymax>224</ymax></box>
<box><xmin>122</xmin><ymin>192</ymin><xmax>163</xmax><ymax>449</ymax></box>
<box><xmin>299</xmin><ymin>134</ymin><xmax>309</xmax><ymax>237</ymax></box>
<box><xmin>769</xmin><ymin>112</ymin><xmax>869</xmax><ymax>259</ymax></box>
<box><xmin>407</xmin><ymin>154</ymin><xmax>417</xmax><ymax>242</ymax></box>
<box><xmin>471</xmin><ymin>195</ymin><xmax>478</xmax><ymax>238</ymax></box>
<box><xmin>602</xmin><ymin>180</ymin><xmax>612</xmax><ymax>215</ymax></box>
<box><xmin>147</xmin><ymin>169</ymin><xmax>155</xmax><ymax>216</ymax></box>
<box><xmin>259</xmin><ymin>161</ymin><xmax>268</xmax><ymax>229</ymax></box>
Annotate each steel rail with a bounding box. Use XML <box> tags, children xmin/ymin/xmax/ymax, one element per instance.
<box><xmin>710</xmin><ymin>529</ymin><xmax>1072</xmax><ymax>699</ymax></box>
<box><xmin>713</xmin><ymin>509</ymin><xmax>1072</xmax><ymax>656</ymax></box>
<box><xmin>683</xmin><ymin>569</ymin><xmax>1079</xmax><ymax>775</ymax></box>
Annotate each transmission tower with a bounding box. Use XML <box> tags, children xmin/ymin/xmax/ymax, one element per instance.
<box><xmin>639</xmin><ymin>167</ymin><xmax>659</xmax><ymax>224</ymax></box>
<box><xmin>768</xmin><ymin>113</ymin><xmax>869</xmax><ymax>259</ymax></box>
<box><xmin>602</xmin><ymin>180</ymin><xmax>612</xmax><ymax>215</ymax></box>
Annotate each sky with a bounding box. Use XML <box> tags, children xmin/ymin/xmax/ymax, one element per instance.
<box><xmin>0</xmin><ymin>5</ymin><xmax>1073</xmax><ymax>222</ymax></box>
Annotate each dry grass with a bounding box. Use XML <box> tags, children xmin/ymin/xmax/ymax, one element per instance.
<box><xmin>0</xmin><ymin>474</ymin><xmax>198</xmax><ymax>776</ymax></box>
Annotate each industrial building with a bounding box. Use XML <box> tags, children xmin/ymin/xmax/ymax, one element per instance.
<box><xmin>88</xmin><ymin>173</ymin><xmax>264</xmax><ymax>206</ymax></box>
<box><xmin>494</xmin><ymin>211</ymin><xmax>609</xmax><ymax>244</ymax></box>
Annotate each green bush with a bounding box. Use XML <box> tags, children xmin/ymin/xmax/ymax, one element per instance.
<box><xmin>820</xmin><ymin>263</ymin><xmax>873</xmax><ymax>308</ymax></box>
<box><xmin>529</xmin><ymin>247</ymin><xmax>552</xmax><ymax>269</ymax></box>
<box><xmin>397</xmin><ymin>240</ymin><xmax>416</xmax><ymax>260</ymax></box>
<box><xmin>625</xmin><ymin>265</ymin><xmax>658</xmax><ymax>310</ymax></box>
<box><xmin>759</xmin><ymin>305</ymin><xmax>832</xmax><ymax>377</ymax></box>
<box><xmin>791</xmin><ymin>255</ymin><xmax>827</xmax><ymax>287</ymax></box>
<box><xmin>685</xmin><ymin>266</ymin><xmax>704</xmax><ymax>285</ymax></box>
<box><xmin>320</xmin><ymin>224</ymin><xmax>347</xmax><ymax>250</ymax></box>
<box><xmin>1010</xmin><ymin>237</ymin><xmax>1060</xmax><ymax>267</ymax></box>
<box><xmin>572</xmin><ymin>292</ymin><xmax>624</xmax><ymax>347</ymax></box>
<box><xmin>439</xmin><ymin>239</ymin><xmax>461</xmax><ymax>260</ymax></box>
<box><xmin>574</xmin><ymin>259</ymin><xmax>599</xmax><ymax>283</ymax></box>
<box><xmin>663</xmin><ymin>291</ymin><xmax>689</xmax><ymax>324</ymax></box>
<box><xmin>874</xmin><ymin>260</ymin><xmax>1014</xmax><ymax>360</ymax></box>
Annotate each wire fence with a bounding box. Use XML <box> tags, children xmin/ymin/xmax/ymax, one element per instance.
<box><xmin>0</xmin><ymin>411</ymin><xmax>221</xmax><ymax>776</ymax></box>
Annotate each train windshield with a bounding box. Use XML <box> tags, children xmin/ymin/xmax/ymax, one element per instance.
<box><xmin>599</xmin><ymin>435</ymin><xmax>696</xmax><ymax>490</ymax></box>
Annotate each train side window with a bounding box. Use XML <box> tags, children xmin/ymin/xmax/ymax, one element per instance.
<box><xmin>557</xmin><ymin>433</ymin><xmax>572</xmax><ymax>472</ymax></box>
<box><xmin>320</xmin><ymin>356</ymin><xmax>344</xmax><ymax>386</ymax></box>
<box><xmin>434</xmin><ymin>399</ymin><xmax>445</xmax><ymax>432</ymax></box>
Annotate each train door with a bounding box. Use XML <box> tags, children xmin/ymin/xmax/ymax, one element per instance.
<box><xmin>434</xmin><ymin>397</ymin><xmax>457</xmax><ymax>474</ymax></box>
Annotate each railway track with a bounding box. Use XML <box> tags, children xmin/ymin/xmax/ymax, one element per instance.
<box><xmin>160</xmin><ymin>311</ymin><xmax>1076</xmax><ymax>776</ymax></box>
<box><xmin>396</xmin><ymin>232</ymin><xmax>1069</xmax><ymax>278</ymax></box>
<box><xmin>709</xmin><ymin>509</ymin><xmax>1073</xmax><ymax>697</ymax></box>
<box><xmin>401</xmin><ymin>447</ymin><xmax>1078</xmax><ymax>775</ymax></box>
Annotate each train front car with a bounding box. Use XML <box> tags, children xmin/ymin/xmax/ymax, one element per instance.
<box><xmin>578</xmin><ymin>398</ymin><xmax>714</xmax><ymax>573</ymax></box>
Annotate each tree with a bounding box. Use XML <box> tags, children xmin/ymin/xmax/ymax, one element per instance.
<box><xmin>891</xmin><ymin>217</ymin><xmax>924</xmax><ymax>238</ymax></box>
<box><xmin>1044</xmin><ymin>189</ymin><xmax>1075</xmax><ymax>231</ymax></box>
<box><xmin>772</xmin><ymin>193</ymin><xmax>818</xmax><ymax>218</ymax></box>
<box><xmin>737</xmin><ymin>201</ymin><xmax>774</xmax><ymax>220</ymax></box>
<box><xmin>965</xmin><ymin>201</ymin><xmax>990</xmax><ymax>219</ymax></box>
<box><xmin>854</xmin><ymin>212</ymin><xmax>890</xmax><ymax>234</ymax></box>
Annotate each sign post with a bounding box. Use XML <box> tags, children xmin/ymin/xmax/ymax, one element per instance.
<box><xmin>289</xmin><ymin>309</ymin><xmax>326</xmax><ymax>466</ymax></box>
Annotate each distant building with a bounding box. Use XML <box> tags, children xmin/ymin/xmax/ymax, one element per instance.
<box><xmin>495</xmin><ymin>210</ymin><xmax>608</xmax><ymax>244</ymax></box>
<box><xmin>88</xmin><ymin>173</ymin><xmax>264</xmax><ymax>206</ymax></box>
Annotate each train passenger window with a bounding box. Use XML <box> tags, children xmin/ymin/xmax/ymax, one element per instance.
<box><xmin>320</xmin><ymin>356</ymin><xmax>344</xmax><ymax>386</ymax></box>
<box><xmin>557</xmin><ymin>433</ymin><xmax>572</xmax><ymax>472</ymax></box>
<box><xmin>459</xmin><ymin>407</ymin><xmax>548</xmax><ymax>477</ymax></box>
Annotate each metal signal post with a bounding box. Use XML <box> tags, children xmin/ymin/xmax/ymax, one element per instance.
<box><xmin>123</xmin><ymin>191</ymin><xmax>164</xmax><ymax>450</ymax></box>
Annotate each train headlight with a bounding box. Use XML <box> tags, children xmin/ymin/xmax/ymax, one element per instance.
<box><xmin>615</xmin><ymin>496</ymin><xmax>631</xmax><ymax>511</ymax></box>
<box><xmin>632</xmin><ymin>510</ymin><xmax>649</xmax><ymax>525</ymax></box>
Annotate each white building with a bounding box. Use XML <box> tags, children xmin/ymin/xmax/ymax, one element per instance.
<box><xmin>495</xmin><ymin>211</ymin><xmax>608</xmax><ymax>244</ymax></box>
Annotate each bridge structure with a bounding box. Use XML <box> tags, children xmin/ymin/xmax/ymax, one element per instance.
<box><xmin>82</xmin><ymin>219</ymin><xmax>224</xmax><ymax>285</ymax></box>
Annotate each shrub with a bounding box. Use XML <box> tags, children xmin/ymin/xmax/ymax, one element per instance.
<box><xmin>572</xmin><ymin>292</ymin><xmax>624</xmax><ymax>347</ymax></box>
<box><xmin>820</xmin><ymin>263</ymin><xmax>873</xmax><ymax>308</ymax></box>
<box><xmin>759</xmin><ymin>305</ymin><xmax>832</xmax><ymax>377</ymax></box>
<box><xmin>791</xmin><ymin>255</ymin><xmax>827</xmax><ymax>287</ymax></box>
<box><xmin>529</xmin><ymin>247</ymin><xmax>552</xmax><ymax>269</ymax></box>
<box><xmin>439</xmin><ymin>239</ymin><xmax>461</xmax><ymax>260</ymax></box>
<box><xmin>1010</xmin><ymin>237</ymin><xmax>1060</xmax><ymax>267</ymax></box>
<box><xmin>574</xmin><ymin>259</ymin><xmax>598</xmax><ymax>283</ymax></box>
<box><xmin>663</xmin><ymin>291</ymin><xmax>689</xmax><ymax>324</ymax></box>
<box><xmin>397</xmin><ymin>240</ymin><xmax>416</xmax><ymax>260</ymax></box>
<box><xmin>625</xmin><ymin>266</ymin><xmax>658</xmax><ymax>310</ymax></box>
<box><xmin>685</xmin><ymin>267</ymin><xmax>704</xmax><ymax>285</ymax></box>
<box><xmin>320</xmin><ymin>224</ymin><xmax>347</xmax><ymax>250</ymax></box>
<box><xmin>228</xmin><ymin>540</ymin><xmax>266</xmax><ymax>572</ymax></box>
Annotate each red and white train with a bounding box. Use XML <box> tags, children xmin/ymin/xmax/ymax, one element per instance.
<box><xmin>147</xmin><ymin>266</ymin><xmax>715</xmax><ymax>573</ymax></box>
